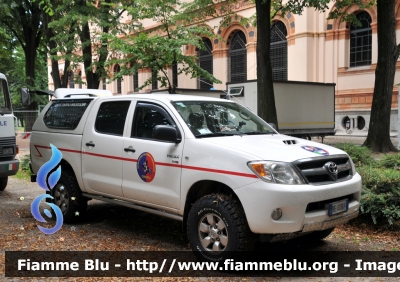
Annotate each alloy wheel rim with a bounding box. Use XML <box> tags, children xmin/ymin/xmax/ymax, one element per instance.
<box><xmin>53</xmin><ymin>184</ymin><xmax>69</xmax><ymax>213</ymax></box>
<box><xmin>198</xmin><ymin>213</ymin><xmax>228</xmax><ymax>253</ymax></box>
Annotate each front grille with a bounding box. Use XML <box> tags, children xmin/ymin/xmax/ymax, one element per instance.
<box><xmin>0</xmin><ymin>136</ymin><xmax>16</xmax><ymax>146</ymax></box>
<box><xmin>0</xmin><ymin>136</ymin><xmax>16</xmax><ymax>157</ymax></box>
<box><xmin>293</xmin><ymin>154</ymin><xmax>353</xmax><ymax>185</ymax></box>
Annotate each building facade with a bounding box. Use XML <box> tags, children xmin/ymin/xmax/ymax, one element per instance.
<box><xmin>48</xmin><ymin>1</ymin><xmax>400</xmax><ymax>134</ymax></box>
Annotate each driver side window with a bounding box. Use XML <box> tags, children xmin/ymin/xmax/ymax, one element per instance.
<box><xmin>131</xmin><ymin>103</ymin><xmax>174</xmax><ymax>140</ymax></box>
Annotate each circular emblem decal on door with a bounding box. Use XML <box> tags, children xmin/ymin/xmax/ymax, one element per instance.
<box><xmin>301</xmin><ymin>146</ymin><xmax>329</xmax><ymax>156</ymax></box>
<box><xmin>137</xmin><ymin>152</ymin><xmax>156</xmax><ymax>182</ymax></box>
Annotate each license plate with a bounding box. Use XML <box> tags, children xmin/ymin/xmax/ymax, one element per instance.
<box><xmin>328</xmin><ymin>199</ymin><xmax>348</xmax><ymax>216</ymax></box>
<box><xmin>2</xmin><ymin>147</ymin><xmax>13</xmax><ymax>156</ymax></box>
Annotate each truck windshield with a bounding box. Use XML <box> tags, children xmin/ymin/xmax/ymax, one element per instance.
<box><xmin>0</xmin><ymin>79</ymin><xmax>12</xmax><ymax>115</ymax></box>
<box><xmin>171</xmin><ymin>100</ymin><xmax>276</xmax><ymax>137</ymax></box>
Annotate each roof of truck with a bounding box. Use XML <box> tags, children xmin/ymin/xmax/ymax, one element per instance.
<box><xmin>54</xmin><ymin>88</ymin><xmax>113</xmax><ymax>99</ymax></box>
<box><xmin>54</xmin><ymin>93</ymin><xmax>232</xmax><ymax>104</ymax></box>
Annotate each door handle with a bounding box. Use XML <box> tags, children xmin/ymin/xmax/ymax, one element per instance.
<box><xmin>85</xmin><ymin>142</ymin><xmax>95</xmax><ymax>147</ymax></box>
<box><xmin>124</xmin><ymin>148</ymin><xmax>136</xmax><ymax>153</ymax></box>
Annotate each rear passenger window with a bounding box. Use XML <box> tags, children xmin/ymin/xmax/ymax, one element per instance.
<box><xmin>95</xmin><ymin>101</ymin><xmax>130</xmax><ymax>136</ymax></box>
<box><xmin>43</xmin><ymin>99</ymin><xmax>92</xmax><ymax>129</ymax></box>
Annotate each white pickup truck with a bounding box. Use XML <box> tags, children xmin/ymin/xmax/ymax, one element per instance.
<box><xmin>30</xmin><ymin>92</ymin><xmax>361</xmax><ymax>261</ymax></box>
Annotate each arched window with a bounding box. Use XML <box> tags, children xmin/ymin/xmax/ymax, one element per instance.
<box><xmin>114</xmin><ymin>64</ymin><xmax>121</xmax><ymax>94</ymax></box>
<box><xmin>270</xmin><ymin>21</ymin><xmax>287</xmax><ymax>80</ymax></box>
<box><xmin>69</xmin><ymin>71</ymin><xmax>74</xmax><ymax>88</ymax></box>
<box><xmin>198</xmin><ymin>38</ymin><xmax>213</xmax><ymax>90</ymax></box>
<box><xmin>228</xmin><ymin>31</ymin><xmax>247</xmax><ymax>83</ymax></box>
<box><xmin>350</xmin><ymin>12</ymin><xmax>372</xmax><ymax>67</ymax></box>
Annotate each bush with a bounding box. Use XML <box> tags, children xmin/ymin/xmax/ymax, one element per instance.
<box><xmin>377</xmin><ymin>153</ymin><xmax>400</xmax><ymax>169</ymax></box>
<box><xmin>334</xmin><ymin>143</ymin><xmax>376</xmax><ymax>167</ymax></box>
<box><xmin>357</xmin><ymin>166</ymin><xmax>400</xmax><ymax>225</ymax></box>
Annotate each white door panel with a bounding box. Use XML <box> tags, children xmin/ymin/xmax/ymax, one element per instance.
<box><xmin>121</xmin><ymin>102</ymin><xmax>183</xmax><ymax>210</ymax></box>
<box><xmin>82</xmin><ymin>100</ymin><xmax>131</xmax><ymax>197</ymax></box>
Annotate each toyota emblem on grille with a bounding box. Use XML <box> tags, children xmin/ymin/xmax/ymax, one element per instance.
<box><xmin>324</xmin><ymin>162</ymin><xmax>338</xmax><ymax>181</ymax></box>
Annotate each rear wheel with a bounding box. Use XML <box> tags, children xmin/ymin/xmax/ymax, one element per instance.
<box><xmin>52</xmin><ymin>170</ymin><xmax>87</xmax><ymax>223</ymax></box>
<box><xmin>0</xmin><ymin>176</ymin><xmax>7</xmax><ymax>191</ymax></box>
<box><xmin>187</xmin><ymin>193</ymin><xmax>255</xmax><ymax>262</ymax></box>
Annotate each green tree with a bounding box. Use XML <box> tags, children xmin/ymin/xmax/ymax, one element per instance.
<box><xmin>107</xmin><ymin>0</ymin><xmax>222</xmax><ymax>93</ymax></box>
<box><xmin>0</xmin><ymin>0</ymin><xmax>50</xmax><ymax>132</ymax></box>
<box><xmin>49</xmin><ymin>0</ymin><xmax>133</xmax><ymax>89</ymax></box>
<box><xmin>0</xmin><ymin>0</ymin><xmax>44</xmax><ymax>87</ymax></box>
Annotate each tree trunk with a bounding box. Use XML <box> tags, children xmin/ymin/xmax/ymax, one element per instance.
<box><xmin>255</xmin><ymin>0</ymin><xmax>278</xmax><ymax>129</ymax></box>
<box><xmin>44</xmin><ymin>12</ymin><xmax>61</xmax><ymax>90</ymax></box>
<box><xmin>363</xmin><ymin>0</ymin><xmax>398</xmax><ymax>152</ymax></box>
<box><xmin>81</xmin><ymin>20</ymin><xmax>98</xmax><ymax>89</ymax></box>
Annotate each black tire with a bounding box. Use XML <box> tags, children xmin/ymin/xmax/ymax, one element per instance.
<box><xmin>0</xmin><ymin>176</ymin><xmax>7</xmax><ymax>191</ymax></box>
<box><xmin>303</xmin><ymin>227</ymin><xmax>335</xmax><ymax>241</ymax></box>
<box><xmin>187</xmin><ymin>193</ymin><xmax>255</xmax><ymax>262</ymax></box>
<box><xmin>51</xmin><ymin>170</ymin><xmax>87</xmax><ymax>223</ymax></box>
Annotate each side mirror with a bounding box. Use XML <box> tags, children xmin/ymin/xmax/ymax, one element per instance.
<box><xmin>153</xmin><ymin>125</ymin><xmax>181</xmax><ymax>143</ymax></box>
<box><xmin>269</xmin><ymin>123</ymin><xmax>276</xmax><ymax>130</ymax></box>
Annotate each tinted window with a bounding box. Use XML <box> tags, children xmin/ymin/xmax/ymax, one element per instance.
<box><xmin>43</xmin><ymin>99</ymin><xmax>92</xmax><ymax>129</ymax></box>
<box><xmin>95</xmin><ymin>101</ymin><xmax>131</xmax><ymax>136</ymax></box>
<box><xmin>131</xmin><ymin>103</ymin><xmax>174</xmax><ymax>139</ymax></box>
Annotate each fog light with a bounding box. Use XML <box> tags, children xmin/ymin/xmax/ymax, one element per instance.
<box><xmin>271</xmin><ymin>208</ymin><xmax>282</xmax><ymax>220</ymax></box>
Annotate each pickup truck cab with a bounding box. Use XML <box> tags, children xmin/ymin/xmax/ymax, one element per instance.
<box><xmin>30</xmin><ymin>93</ymin><xmax>361</xmax><ymax>261</ymax></box>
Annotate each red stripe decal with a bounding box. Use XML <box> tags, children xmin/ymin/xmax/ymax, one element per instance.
<box><xmin>181</xmin><ymin>165</ymin><xmax>258</xmax><ymax>178</ymax></box>
<box><xmin>33</xmin><ymin>144</ymin><xmax>256</xmax><ymax>179</ymax></box>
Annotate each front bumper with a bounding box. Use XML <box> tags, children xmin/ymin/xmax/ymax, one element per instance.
<box><xmin>235</xmin><ymin>173</ymin><xmax>362</xmax><ymax>234</ymax></box>
<box><xmin>0</xmin><ymin>159</ymin><xmax>20</xmax><ymax>177</ymax></box>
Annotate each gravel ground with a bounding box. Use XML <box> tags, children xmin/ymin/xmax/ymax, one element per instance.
<box><xmin>1</xmin><ymin>176</ymin><xmax>399</xmax><ymax>281</ymax></box>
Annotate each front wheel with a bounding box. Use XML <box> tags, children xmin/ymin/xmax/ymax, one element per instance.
<box><xmin>0</xmin><ymin>176</ymin><xmax>8</xmax><ymax>191</ymax></box>
<box><xmin>187</xmin><ymin>193</ymin><xmax>255</xmax><ymax>262</ymax></box>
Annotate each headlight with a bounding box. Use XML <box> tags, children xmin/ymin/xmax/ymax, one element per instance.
<box><xmin>247</xmin><ymin>161</ymin><xmax>305</xmax><ymax>184</ymax></box>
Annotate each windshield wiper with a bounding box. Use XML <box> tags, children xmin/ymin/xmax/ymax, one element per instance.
<box><xmin>243</xmin><ymin>131</ymin><xmax>275</xmax><ymax>135</ymax></box>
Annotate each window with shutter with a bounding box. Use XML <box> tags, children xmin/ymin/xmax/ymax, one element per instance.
<box><xmin>270</xmin><ymin>21</ymin><xmax>287</xmax><ymax>81</ymax></box>
<box><xmin>350</xmin><ymin>12</ymin><xmax>372</xmax><ymax>67</ymax></box>
<box><xmin>198</xmin><ymin>38</ymin><xmax>213</xmax><ymax>90</ymax></box>
<box><xmin>228</xmin><ymin>31</ymin><xmax>247</xmax><ymax>83</ymax></box>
